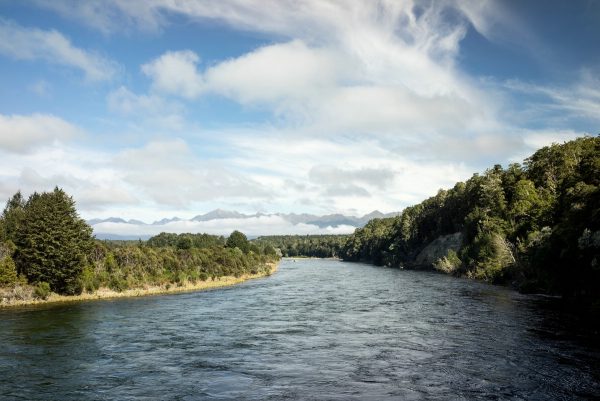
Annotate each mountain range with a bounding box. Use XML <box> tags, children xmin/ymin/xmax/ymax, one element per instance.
<box><xmin>88</xmin><ymin>209</ymin><xmax>400</xmax><ymax>239</ymax></box>
<box><xmin>88</xmin><ymin>209</ymin><xmax>398</xmax><ymax>228</ymax></box>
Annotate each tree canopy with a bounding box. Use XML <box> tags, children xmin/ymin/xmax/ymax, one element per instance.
<box><xmin>0</xmin><ymin>191</ymin><xmax>279</xmax><ymax>298</ymax></box>
<box><xmin>338</xmin><ymin>136</ymin><xmax>600</xmax><ymax>306</ymax></box>
<box><xmin>8</xmin><ymin>188</ymin><xmax>94</xmax><ymax>294</ymax></box>
<box><xmin>226</xmin><ymin>230</ymin><xmax>250</xmax><ymax>253</ymax></box>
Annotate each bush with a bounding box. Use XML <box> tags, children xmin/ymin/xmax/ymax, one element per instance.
<box><xmin>433</xmin><ymin>250</ymin><xmax>461</xmax><ymax>274</ymax></box>
<box><xmin>175</xmin><ymin>271</ymin><xmax>187</xmax><ymax>286</ymax></box>
<box><xmin>80</xmin><ymin>266</ymin><xmax>99</xmax><ymax>293</ymax></box>
<box><xmin>108</xmin><ymin>275</ymin><xmax>127</xmax><ymax>292</ymax></box>
<box><xmin>199</xmin><ymin>272</ymin><xmax>209</xmax><ymax>281</ymax></box>
<box><xmin>34</xmin><ymin>282</ymin><xmax>51</xmax><ymax>300</ymax></box>
<box><xmin>0</xmin><ymin>255</ymin><xmax>18</xmax><ymax>286</ymax></box>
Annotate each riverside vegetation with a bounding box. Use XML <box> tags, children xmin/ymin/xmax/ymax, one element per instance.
<box><xmin>0</xmin><ymin>188</ymin><xmax>279</xmax><ymax>306</ymax></box>
<box><xmin>341</xmin><ymin>136</ymin><xmax>599</xmax><ymax>309</ymax></box>
<box><xmin>262</xmin><ymin>137</ymin><xmax>600</xmax><ymax>310</ymax></box>
<box><xmin>253</xmin><ymin>235</ymin><xmax>349</xmax><ymax>258</ymax></box>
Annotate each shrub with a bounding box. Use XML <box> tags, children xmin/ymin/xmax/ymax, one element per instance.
<box><xmin>433</xmin><ymin>250</ymin><xmax>462</xmax><ymax>274</ymax></box>
<box><xmin>34</xmin><ymin>282</ymin><xmax>51</xmax><ymax>300</ymax></box>
<box><xmin>79</xmin><ymin>266</ymin><xmax>98</xmax><ymax>293</ymax></box>
<box><xmin>0</xmin><ymin>255</ymin><xmax>18</xmax><ymax>286</ymax></box>
<box><xmin>108</xmin><ymin>275</ymin><xmax>127</xmax><ymax>292</ymax></box>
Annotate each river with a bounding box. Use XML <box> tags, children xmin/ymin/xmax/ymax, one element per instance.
<box><xmin>1</xmin><ymin>259</ymin><xmax>599</xmax><ymax>400</ymax></box>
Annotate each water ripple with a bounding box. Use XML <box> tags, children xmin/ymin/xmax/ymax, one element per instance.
<box><xmin>1</xmin><ymin>259</ymin><xmax>599</xmax><ymax>400</ymax></box>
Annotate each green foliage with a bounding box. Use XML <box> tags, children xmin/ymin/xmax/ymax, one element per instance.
<box><xmin>254</xmin><ymin>235</ymin><xmax>349</xmax><ymax>258</ymax></box>
<box><xmin>0</xmin><ymin>191</ymin><xmax>25</xmax><ymax>243</ymax></box>
<box><xmin>339</xmin><ymin>135</ymin><xmax>600</xmax><ymax>305</ymax></box>
<box><xmin>226</xmin><ymin>230</ymin><xmax>249</xmax><ymax>253</ymax></box>
<box><xmin>0</xmin><ymin>254</ymin><xmax>18</xmax><ymax>286</ymax></box>
<box><xmin>147</xmin><ymin>232</ymin><xmax>225</xmax><ymax>248</ymax></box>
<box><xmin>0</xmin><ymin>188</ymin><xmax>280</xmax><ymax>298</ymax></box>
<box><xmin>10</xmin><ymin>188</ymin><xmax>94</xmax><ymax>295</ymax></box>
<box><xmin>80</xmin><ymin>266</ymin><xmax>99</xmax><ymax>293</ymax></box>
<box><xmin>83</xmin><ymin>232</ymin><xmax>279</xmax><ymax>291</ymax></box>
<box><xmin>433</xmin><ymin>249</ymin><xmax>461</xmax><ymax>274</ymax></box>
<box><xmin>176</xmin><ymin>235</ymin><xmax>193</xmax><ymax>250</ymax></box>
<box><xmin>34</xmin><ymin>282</ymin><xmax>51</xmax><ymax>300</ymax></box>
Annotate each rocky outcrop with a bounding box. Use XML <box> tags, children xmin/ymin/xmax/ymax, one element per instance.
<box><xmin>414</xmin><ymin>232</ymin><xmax>463</xmax><ymax>268</ymax></box>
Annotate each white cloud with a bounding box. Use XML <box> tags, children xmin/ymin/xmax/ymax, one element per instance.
<box><xmin>7</xmin><ymin>0</ymin><xmax>596</xmax><ymax>228</ymax></box>
<box><xmin>309</xmin><ymin>165</ymin><xmax>394</xmax><ymax>190</ymax></box>
<box><xmin>115</xmin><ymin>139</ymin><xmax>270</xmax><ymax>207</ymax></box>
<box><xmin>141</xmin><ymin>50</ymin><xmax>204</xmax><ymax>98</ymax></box>
<box><xmin>28</xmin><ymin>80</ymin><xmax>51</xmax><ymax>97</ymax></box>
<box><xmin>0</xmin><ymin>113</ymin><xmax>80</xmax><ymax>153</ymax></box>
<box><xmin>108</xmin><ymin>86</ymin><xmax>166</xmax><ymax>114</ymax></box>
<box><xmin>521</xmin><ymin>130</ymin><xmax>585</xmax><ymax>153</ymax></box>
<box><xmin>505</xmin><ymin>72</ymin><xmax>600</xmax><ymax>123</ymax></box>
<box><xmin>0</xmin><ymin>18</ymin><xmax>117</xmax><ymax>81</ymax></box>
<box><xmin>107</xmin><ymin>86</ymin><xmax>186</xmax><ymax>130</ymax></box>
<box><xmin>34</xmin><ymin>0</ymin><xmax>165</xmax><ymax>35</ymax></box>
<box><xmin>223</xmin><ymin>132</ymin><xmax>473</xmax><ymax>215</ymax></box>
<box><xmin>92</xmin><ymin>215</ymin><xmax>356</xmax><ymax>238</ymax></box>
<box><xmin>205</xmin><ymin>40</ymin><xmax>341</xmax><ymax>105</ymax></box>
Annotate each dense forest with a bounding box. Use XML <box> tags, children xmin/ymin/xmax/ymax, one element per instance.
<box><xmin>0</xmin><ymin>189</ymin><xmax>278</xmax><ymax>300</ymax></box>
<box><xmin>253</xmin><ymin>235</ymin><xmax>349</xmax><ymax>258</ymax></box>
<box><xmin>340</xmin><ymin>136</ymin><xmax>599</xmax><ymax>307</ymax></box>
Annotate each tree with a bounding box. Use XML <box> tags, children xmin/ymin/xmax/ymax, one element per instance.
<box><xmin>13</xmin><ymin>188</ymin><xmax>94</xmax><ymax>295</ymax></box>
<box><xmin>0</xmin><ymin>241</ymin><xmax>18</xmax><ymax>286</ymax></box>
<box><xmin>226</xmin><ymin>230</ymin><xmax>249</xmax><ymax>253</ymax></box>
<box><xmin>0</xmin><ymin>191</ymin><xmax>25</xmax><ymax>243</ymax></box>
<box><xmin>177</xmin><ymin>235</ymin><xmax>193</xmax><ymax>250</ymax></box>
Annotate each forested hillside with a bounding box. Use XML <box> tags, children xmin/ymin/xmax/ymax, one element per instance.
<box><xmin>340</xmin><ymin>136</ymin><xmax>599</xmax><ymax>305</ymax></box>
<box><xmin>253</xmin><ymin>235</ymin><xmax>349</xmax><ymax>258</ymax></box>
<box><xmin>0</xmin><ymin>189</ymin><xmax>278</xmax><ymax>300</ymax></box>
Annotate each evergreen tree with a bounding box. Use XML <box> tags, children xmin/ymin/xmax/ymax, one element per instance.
<box><xmin>0</xmin><ymin>191</ymin><xmax>25</xmax><ymax>243</ymax></box>
<box><xmin>226</xmin><ymin>230</ymin><xmax>249</xmax><ymax>253</ymax></box>
<box><xmin>0</xmin><ymin>241</ymin><xmax>18</xmax><ymax>286</ymax></box>
<box><xmin>13</xmin><ymin>188</ymin><xmax>94</xmax><ymax>295</ymax></box>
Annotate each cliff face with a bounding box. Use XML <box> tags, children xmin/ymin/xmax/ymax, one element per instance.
<box><xmin>413</xmin><ymin>232</ymin><xmax>463</xmax><ymax>268</ymax></box>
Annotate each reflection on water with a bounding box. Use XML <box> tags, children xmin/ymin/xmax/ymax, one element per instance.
<box><xmin>1</xmin><ymin>259</ymin><xmax>599</xmax><ymax>400</ymax></box>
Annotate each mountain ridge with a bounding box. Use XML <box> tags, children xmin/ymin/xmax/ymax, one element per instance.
<box><xmin>88</xmin><ymin>209</ymin><xmax>400</xmax><ymax>228</ymax></box>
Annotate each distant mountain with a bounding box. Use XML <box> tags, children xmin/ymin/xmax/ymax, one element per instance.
<box><xmin>87</xmin><ymin>217</ymin><xmax>149</xmax><ymax>225</ymax></box>
<box><xmin>306</xmin><ymin>214</ymin><xmax>361</xmax><ymax>228</ymax></box>
<box><xmin>152</xmin><ymin>217</ymin><xmax>182</xmax><ymax>225</ymax></box>
<box><xmin>94</xmin><ymin>233</ymin><xmax>152</xmax><ymax>241</ymax></box>
<box><xmin>88</xmin><ymin>209</ymin><xmax>400</xmax><ymax>239</ymax></box>
<box><xmin>191</xmin><ymin>209</ymin><xmax>249</xmax><ymax>221</ymax></box>
<box><xmin>87</xmin><ymin>217</ymin><xmax>128</xmax><ymax>225</ymax></box>
<box><xmin>88</xmin><ymin>209</ymin><xmax>399</xmax><ymax>228</ymax></box>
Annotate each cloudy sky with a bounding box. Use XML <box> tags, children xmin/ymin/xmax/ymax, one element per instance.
<box><xmin>0</xmin><ymin>0</ymin><xmax>599</xmax><ymax>226</ymax></box>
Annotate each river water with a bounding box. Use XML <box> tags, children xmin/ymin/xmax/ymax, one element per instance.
<box><xmin>1</xmin><ymin>259</ymin><xmax>599</xmax><ymax>400</ymax></box>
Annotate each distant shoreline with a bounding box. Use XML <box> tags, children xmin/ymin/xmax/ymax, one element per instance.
<box><xmin>283</xmin><ymin>256</ymin><xmax>342</xmax><ymax>260</ymax></box>
<box><xmin>0</xmin><ymin>261</ymin><xmax>279</xmax><ymax>309</ymax></box>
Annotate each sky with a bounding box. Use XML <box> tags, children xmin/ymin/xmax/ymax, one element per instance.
<box><xmin>0</xmin><ymin>0</ymin><xmax>599</xmax><ymax>227</ymax></box>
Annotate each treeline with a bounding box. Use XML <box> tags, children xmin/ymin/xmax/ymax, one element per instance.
<box><xmin>339</xmin><ymin>136</ymin><xmax>599</xmax><ymax>305</ymax></box>
<box><xmin>253</xmin><ymin>235</ymin><xmax>350</xmax><ymax>258</ymax></box>
<box><xmin>0</xmin><ymin>189</ymin><xmax>278</xmax><ymax>298</ymax></box>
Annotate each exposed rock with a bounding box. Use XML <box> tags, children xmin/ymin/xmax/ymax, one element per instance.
<box><xmin>414</xmin><ymin>232</ymin><xmax>463</xmax><ymax>268</ymax></box>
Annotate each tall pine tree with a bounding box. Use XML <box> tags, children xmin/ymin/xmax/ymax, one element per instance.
<box><xmin>14</xmin><ymin>188</ymin><xmax>93</xmax><ymax>295</ymax></box>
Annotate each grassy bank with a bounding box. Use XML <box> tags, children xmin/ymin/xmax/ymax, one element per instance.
<box><xmin>0</xmin><ymin>261</ymin><xmax>278</xmax><ymax>308</ymax></box>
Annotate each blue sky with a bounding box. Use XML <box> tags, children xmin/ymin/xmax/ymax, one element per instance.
<box><xmin>0</xmin><ymin>0</ymin><xmax>598</xmax><ymax>230</ymax></box>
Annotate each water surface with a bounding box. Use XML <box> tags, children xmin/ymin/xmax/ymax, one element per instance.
<box><xmin>1</xmin><ymin>259</ymin><xmax>599</xmax><ymax>400</ymax></box>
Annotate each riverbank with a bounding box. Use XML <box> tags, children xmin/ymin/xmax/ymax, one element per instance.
<box><xmin>0</xmin><ymin>261</ymin><xmax>279</xmax><ymax>308</ymax></box>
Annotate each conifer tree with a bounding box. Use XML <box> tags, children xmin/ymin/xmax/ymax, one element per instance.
<box><xmin>14</xmin><ymin>187</ymin><xmax>93</xmax><ymax>294</ymax></box>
